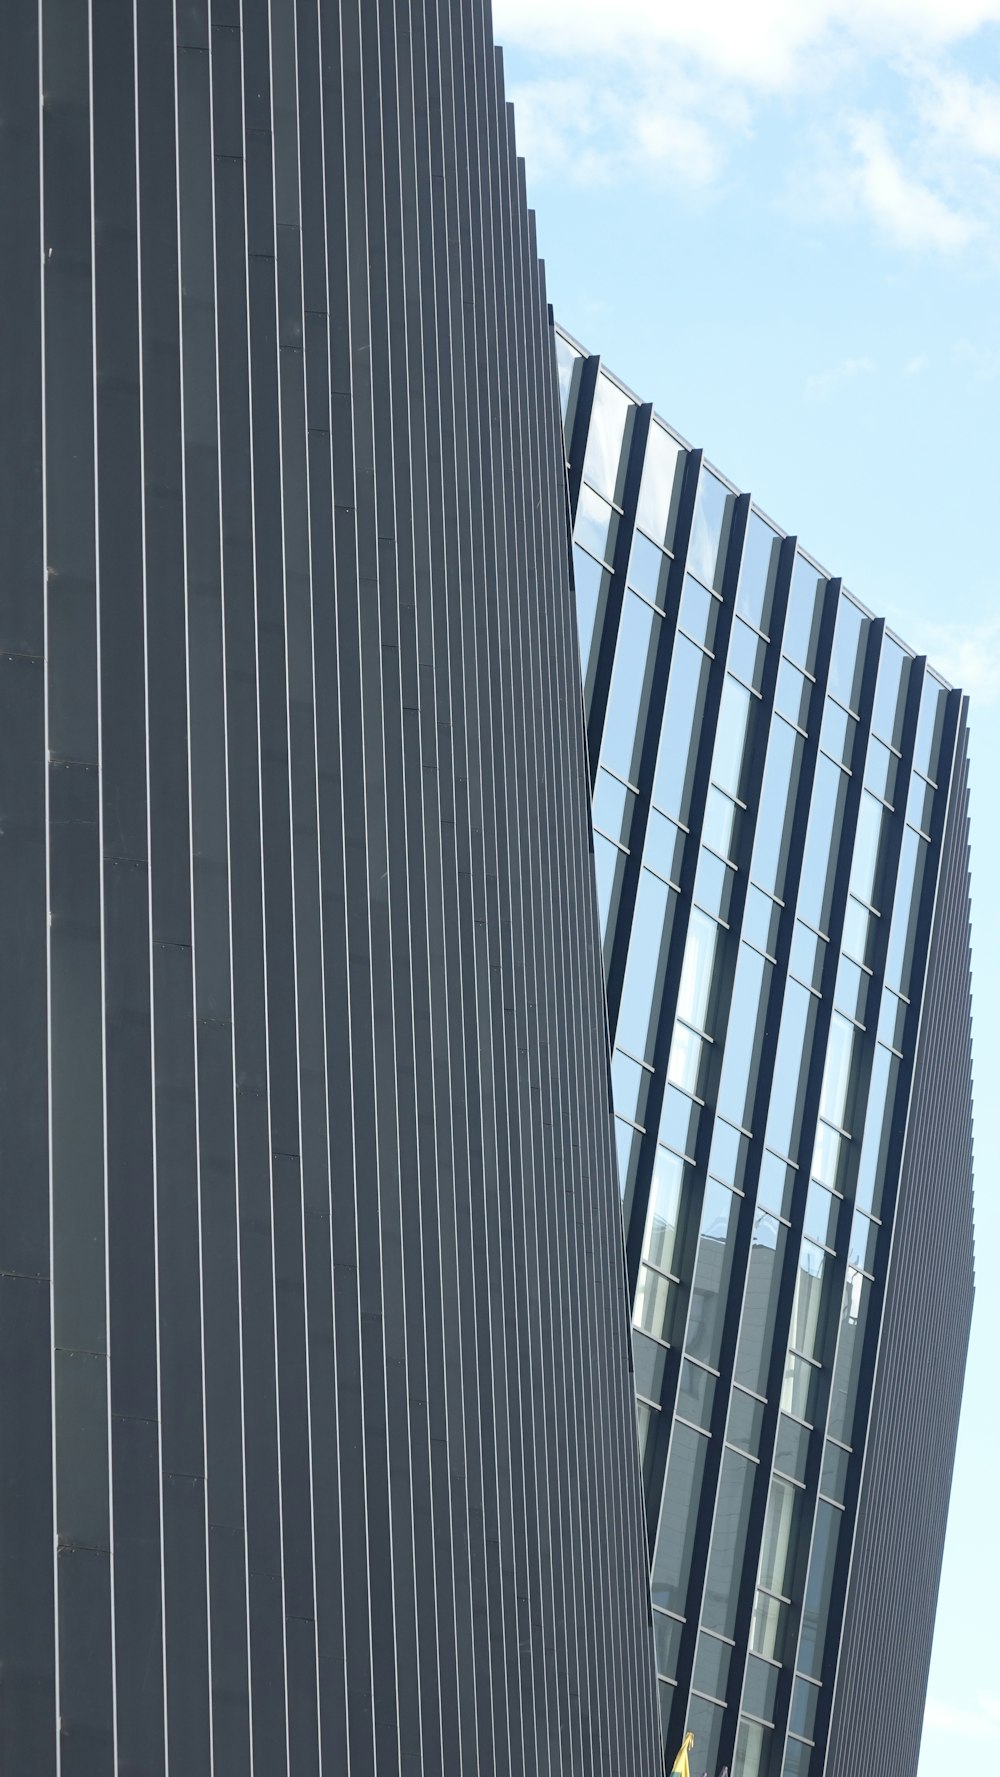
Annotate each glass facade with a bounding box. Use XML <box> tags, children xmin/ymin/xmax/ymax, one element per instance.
<box><xmin>557</xmin><ymin>327</ymin><xmax>975</xmax><ymax>1777</ymax></box>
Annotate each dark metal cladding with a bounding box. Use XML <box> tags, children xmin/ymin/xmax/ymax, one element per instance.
<box><xmin>0</xmin><ymin>5</ymin><xmax>661</xmax><ymax>1774</ymax></box>
<box><xmin>825</xmin><ymin>722</ymin><xmax>975</xmax><ymax>1777</ymax></box>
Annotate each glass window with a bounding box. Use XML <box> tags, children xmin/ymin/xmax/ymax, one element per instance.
<box><xmin>616</xmin><ymin>870</ymin><xmax>677</xmax><ymax>1062</ymax></box>
<box><xmin>693</xmin><ymin>1631</ymin><xmax>731</xmax><ymax>1701</ymax></box>
<box><xmin>849</xmin><ymin>791</ymin><xmax>890</xmax><ymax>911</ymax></box>
<box><xmin>743</xmin><ymin>1653</ymin><xmax>779</xmax><ymax>1725</ymax></box>
<box><xmin>877</xmin><ymin>988</ymin><xmax>907</xmax><ymax>1053</ymax></box>
<box><xmin>735</xmin><ymin>1211</ymin><xmax>786</xmax><ymax>1397</ymax></box>
<box><xmin>593</xmin><ymin>832</ymin><xmax>626</xmax><ymax>944</ymax></box>
<box><xmin>766</xmin><ymin>979</ymin><xmax>819</xmax><ymax>1162</ymax></box>
<box><xmin>694</xmin><ymin>848</ymin><xmax>735</xmax><ymax>922</ymax></box>
<box><xmin>798</xmin><ymin>1500</ymin><xmax>843</xmax><ymax>1678</ymax></box>
<box><xmin>854</xmin><ymin>1043</ymin><xmax>902</xmax><ymax>1217</ymax></box>
<box><xmin>688</xmin><ymin>466</ymin><xmax>734</xmax><ymax>592</ymax></box>
<box><xmin>612</xmin><ymin>1049</ymin><xmax>652</xmax><ymax>1126</ymax></box>
<box><xmin>729</xmin><ymin>616</ymin><xmax>768</xmax><ymax>692</ymax></box>
<box><xmin>601</xmin><ymin>591</ymin><xmax>660</xmax><ymax>785</ymax></box>
<box><xmin>708</xmin><ymin>1118</ymin><xmax>750</xmax><ymax>1192</ymax></box>
<box><xmin>575</xmin><ymin>482</ymin><xmax>618</xmax><ymax>564</ymax></box>
<box><xmin>819</xmin><ymin>1441</ymin><xmax>850</xmax><ymax>1506</ymax></box>
<box><xmin>914</xmin><ymin>672</ymin><xmax>948</xmax><ymax>782</ymax></box>
<box><xmin>841</xmin><ymin>895</ymin><xmax>876</xmax><ymax>969</ymax></box>
<box><xmin>687</xmin><ymin>1181</ymin><xmax>741</xmax><ymax>1368</ymax></box>
<box><xmin>660</xmin><ymin>1085</ymin><xmax>701</xmax><ymax>1160</ymax></box>
<box><xmin>872</xmin><ymin>636</ymin><xmax>911</xmax><ymax>749</ymax></box>
<box><xmin>818</xmin><ymin>1013</ymin><xmax>858</xmax><ymax>1133</ymax></box>
<box><xmin>616</xmin><ymin>1116</ymin><xmax>643</xmax><ymax>1222</ymax></box>
<box><xmin>677</xmin><ymin>909</ymin><xmax>723</xmax><ymax>1032</ymax></box>
<box><xmin>749</xmin><ymin>1592</ymin><xmax>789</xmax><ymax>1664</ymax></box>
<box><xmin>633</xmin><ymin>1332</ymin><xmax>668</xmax><ymax>1406</ymax></box>
<box><xmin>759</xmin><ymin>1475</ymin><xmax>802</xmax><ymax>1598</ymax></box>
<box><xmin>583</xmin><ymin>371</ymin><xmax>633</xmax><ymax>503</ymax></box>
<box><xmin>677</xmin><ymin>1359</ymin><xmax>716</xmax><ymax>1431</ymax></box>
<box><xmin>798</xmin><ymin>755</ymin><xmax>851</xmax><ymax>935</ymax></box>
<box><xmin>752</xmin><ymin>717</ymin><xmax>805</xmax><ymax>901</ymax></box>
<box><xmin>668</xmin><ymin>1022</ymin><xmax>710</xmax><ymax>1097</ymax></box>
<box><xmin>573</xmin><ymin>544</ymin><xmax>612</xmax><ymax>685</ymax></box>
<box><xmin>636</xmin><ymin>422</ymin><xmax>685</xmax><ymax>550</ymax></box>
<box><xmin>653</xmin><ymin>1610</ymin><xmax>684</xmax><ymax>1680</ymax></box>
<box><xmin>703</xmin><ymin>786</ymin><xmax>742</xmax><ymax>862</ymax></box>
<box><xmin>775</xmin><ymin>1413</ymin><xmax>810</xmax><ymax>1485</ymax></box>
<box><xmin>628</xmin><ymin>531</ymin><xmax>671</xmax><ymax>608</ymax></box>
<box><xmin>781</xmin><ymin>1350</ymin><xmax>821</xmax><ymax>1423</ymax></box>
<box><xmin>685</xmin><ymin>1696</ymin><xmax>725</xmax><ymax>1777</ymax></box>
<box><xmin>811</xmin><ymin>1119</ymin><xmax>845</xmax><ymax>1192</ymax></box>
<box><xmin>592</xmin><ymin>767</ymin><xmax>634</xmax><ymax>845</ymax></box>
<box><xmin>776</xmin><ymin>657</ymin><xmax>812</xmax><ymax>730</ymax></box>
<box><xmin>717</xmin><ymin>944</ymin><xmax>772</xmax><ymax>1131</ymax></box>
<box><xmin>554</xmin><ymin>326</ymin><xmax>586</xmax><ymax>426</ymax></box>
<box><xmin>864</xmin><ymin>736</ymin><xmax>898</xmax><ymax>805</ymax></box>
<box><xmin>634</xmin><ymin>1264</ymin><xmax>680</xmax><ymax>1345</ymax></box>
<box><xmin>784</xmin><ymin>555</ymin><xmax>826</xmax><ymax>673</ymax></box>
<box><xmin>651</xmin><ymin>1421</ymin><xmax>710</xmax><ymax>1613</ymax></box>
<box><xmin>788</xmin><ymin>921</ymin><xmax>825</xmax><ymax>992</ymax></box>
<box><xmin>728</xmin><ymin>1387</ymin><xmax>765</xmax><ymax>1455</ymax></box>
<box><xmin>848</xmin><ymin>1208</ymin><xmax>879</xmax><ymax>1274</ymax></box>
<box><xmin>803</xmin><ymin>1180</ymin><xmax>840</xmax><ymax>1251</ymax></box>
<box><xmin>644</xmin><ymin>808</ymin><xmax>685</xmax><ymax>885</ymax></box>
<box><xmin>653</xmin><ymin>635</ymin><xmax>713</xmax><ymax>824</ymax></box>
<box><xmin>834</xmin><ymin>954</ymin><xmax>868</xmax><ymax>1025</ymax></box>
<box><xmin>738</xmin><ymin>512</ymin><xmax>782</xmax><ymax>635</ymax></box>
<box><xmin>790</xmin><ymin>1677</ymin><xmax>821</xmax><ymax>1742</ymax></box>
<box><xmin>744</xmin><ymin>886</ymin><xmax>782</xmax><ymax>960</ymax></box>
<box><xmin>906</xmin><ymin>770</ymin><xmax>935</xmax><ymax>836</ymax></box>
<box><xmin>757</xmin><ymin>1151</ymin><xmax>796</xmax><ymax>1220</ymax></box>
<box><xmin>826</xmin><ymin>1267</ymin><xmax>871</xmax><ymax>1445</ymax></box>
<box><xmin>712</xmin><ymin>674</ymin><xmax>755</xmax><ymax>801</ymax></box>
<box><xmin>735</xmin><ymin>1716</ymin><xmax>774</xmax><ymax>1777</ymax></box>
<box><xmin>702</xmin><ymin>1448</ymin><xmax>756</xmax><ymax>1636</ymax></box>
<box><xmin>783</xmin><ymin>1735</ymin><xmax>814</xmax><ymax>1776</ymax></box>
<box><xmin>827</xmin><ymin>595</ymin><xmax>869</xmax><ymax>713</ymax></box>
<box><xmin>636</xmin><ymin>1398</ymin><xmax>656</xmax><ymax>1474</ymax></box>
<box><xmin>789</xmin><ymin>1239</ymin><xmax>829</xmax><ymax>1363</ymax></box>
<box><xmin>678</xmin><ymin>574</ymin><xmax>720</xmax><ymax>651</ymax></box>
<box><xmin>884</xmin><ymin>826</ymin><xmax>929</xmax><ymax>998</ymax></box>
<box><xmin>819</xmin><ymin>698</ymin><xmax>857</xmax><ymax>770</ymax></box>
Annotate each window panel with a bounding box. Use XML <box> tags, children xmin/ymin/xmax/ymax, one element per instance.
<box><xmin>729</xmin><ymin>615</ymin><xmax>768</xmax><ymax>692</ymax></box>
<box><xmin>826</xmin><ymin>1266</ymin><xmax>871</xmax><ymax>1446</ymax></box>
<box><xmin>708</xmin><ymin>1118</ymin><xmax>750</xmax><ymax>1191</ymax></box>
<box><xmin>757</xmin><ymin>1151</ymin><xmax>796</xmax><ymax>1220</ymax></box>
<box><xmin>693</xmin><ymin>1631</ymin><xmax>731</xmax><ymax>1701</ymax></box>
<box><xmin>789</xmin><ymin>921</ymin><xmax>825</xmax><ymax>991</ymax></box>
<box><xmin>668</xmin><ymin>1022</ymin><xmax>710</xmax><ymax>1096</ymax></box>
<box><xmin>688</xmin><ymin>466</ymin><xmax>734</xmax><ymax>592</ymax></box>
<box><xmin>677</xmin><ymin>908</ymin><xmax>723</xmax><ymax>1032</ymax></box>
<box><xmin>776</xmin><ymin>657</ymin><xmax>812</xmax><ymax>730</ymax></box>
<box><xmin>686</xmin><ymin>1695</ymin><xmax>726</xmax><ymax>1777</ymax></box>
<box><xmin>789</xmin><ymin>1239</ymin><xmax>829</xmax><ymax>1364</ymax></box>
<box><xmin>798</xmin><ymin>754</ymin><xmax>851</xmax><ymax>935</ymax></box>
<box><xmin>593</xmin><ymin>832</ymin><xmax>626</xmax><ymax>944</ymax></box>
<box><xmin>592</xmin><ymin>767</ymin><xmax>634</xmax><ymax>846</ymax></box>
<box><xmin>848</xmin><ymin>1208</ymin><xmax>879</xmax><ymax>1275</ymax></box>
<box><xmin>653</xmin><ymin>1609</ymin><xmax>683</xmax><ymax>1680</ymax></box>
<box><xmin>644</xmin><ymin>807</ymin><xmax>686</xmax><ymax>885</ymax></box>
<box><xmin>573</xmin><ymin>543</ymin><xmax>612</xmax><ymax>685</ymax></box>
<box><xmin>575</xmin><ymin>482</ymin><xmax>618</xmax><ymax>563</ymax></box>
<box><xmin>612</xmin><ymin>1049</ymin><xmax>652</xmax><ymax>1126</ymax></box>
<box><xmin>660</xmin><ymin>1085</ymin><xmax>701</xmax><ymax>1160</ymax></box>
<box><xmin>628</xmin><ymin>530</ymin><xmax>671</xmax><ymax>608</ymax></box>
<box><xmin>906</xmin><ymin>770</ymin><xmax>935</xmax><ymax>835</ymax></box>
<box><xmin>555</xmin><ymin>331</ymin><xmax>584</xmax><ymax>430</ymax></box>
<box><xmin>694</xmin><ymin>847</ymin><xmax>735</xmax><ymax>922</ymax></box>
<box><xmin>803</xmin><ymin>1179</ymin><xmax>840</xmax><ymax>1251</ymax></box>
<box><xmin>759</xmin><ymin>1475</ymin><xmax>802</xmax><ymax>1598</ymax></box>
<box><xmin>633</xmin><ymin>1331</ymin><xmax>668</xmax><ymax>1406</ymax></box>
<box><xmin>636</xmin><ymin>421</ymin><xmax>685</xmax><ymax>550</ymax></box>
<box><xmin>735</xmin><ymin>1716</ymin><xmax>774</xmax><ymax>1777</ymax></box>
<box><xmin>743</xmin><ymin>1653</ymin><xmax>779</xmax><ymax>1725</ymax></box>
<box><xmin>790</xmin><ymin>1677</ymin><xmax>821</xmax><ymax>1742</ymax></box>
<box><xmin>634</xmin><ymin>1264</ymin><xmax>680</xmax><ymax>1345</ymax></box>
<box><xmin>712</xmin><ymin>673</ymin><xmax>755</xmax><ymax>800</ymax></box>
<box><xmin>703</xmin><ymin>786</ymin><xmax>742</xmax><ymax>863</ymax></box>
<box><xmin>583</xmin><ymin>371</ymin><xmax>633</xmax><ymax>502</ymax></box>
<box><xmin>819</xmin><ymin>698</ymin><xmax>857</xmax><ymax>769</ymax></box>
<box><xmin>677</xmin><ymin>1359</ymin><xmax>716</xmax><ymax>1430</ymax></box>
<box><xmin>752</xmin><ymin>716</ymin><xmax>806</xmax><ymax>901</ymax></box>
<box><xmin>738</xmin><ymin>511</ymin><xmax>782</xmax><ymax>635</ymax></box>
<box><xmin>616</xmin><ymin>869</ymin><xmax>677</xmax><ymax>1061</ymax></box>
<box><xmin>718</xmin><ymin>944</ymin><xmax>772</xmax><ymax>1131</ymax></box>
<box><xmin>783</xmin><ymin>1734</ymin><xmax>814</xmax><ymax>1776</ymax></box>
<box><xmin>653</xmin><ymin>633</ymin><xmax>713</xmax><ymax>824</ymax></box>
<box><xmin>819</xmin><ymin>1441</ymin><xmax>850</xmax><ymax>1505</ymax></box>
<box><xmin>864</xmin><ymin>736</ymin><xmax>898</xmax><ymax>805</ymax></box>
<box><xmin>884</xmin><ymin>825</ymin><xmax>929</xmax><ymax>998</ymax></box>
<box><xmin>766</xmin><ymin>979</ymin><xmax>819</xmax><ymax>1162</ymax></box>
<box><xmin>781</xmin><ymin>1351</ymin><xmax>821</xmax><ymax>1423</ymax></box>
<box><xmin>651</xmin><ymin>1421</ymin><xmax>710</xmax><ymax>1613</ymax></box>
<box><xmin>914</xmin><ymin>671</ymin><xmax>948</xmax><ymax>782</ymax></box>
<box><xmin>734</xmin><ymin>1211</ymin><xmax>786</xmax><ymax>1398</ymax></box>
<box><xmin>798</xmin><ymin>1500</ymin><xmax>843</xmax><ymax>1678</ymax></box>
<box><xmin>750</xmin><ymin>1593</ymin><xmax>789</xmax><ymax>1664</ymax></box>
<box><xmin>872</xmin><ymin>636</ymin><xmax>911</xmax><ymax>749</ymax></box>
<box><xmin>702</xmin><ymin>1447</ymin><xmax>756</xmax><ymax>1637</ymax></box>
<box><xmin>849</xmin><ymin>791</ymin><xmax>891</xmax><ymax>911</ymax></box>
<box><xmin>744</xmin><ymin>887</ymin><xmax>783</xmax><ymax>960</ymax></box>
<box><xmin>854</xmin><ymin>1043</ymin><xmax>901</xmax><ymax>1218</ymax></box>
<box><xmin>602</xmin><ymin>590</ymin><xmax>660</xmax><ymax>784</ymax></box>
<box><xmin>834</xmin><ymin>954</ymin><xmax>869</xmax><ymax>1025</ymax></box>
<box><xmin>827</xmin><ymin>595</ymin><xmax>869</xmax><ymax>713</ymax></box>
<box><xmin>679</xmin><ymin>573</ymin><xmax>721</xmax><ymax>650</ymax></box>
<box><xmin>818</xmin><ymin>1013</ymin><xmax>858</xmax><ymax>1133</ymax></box>
<box><xmin>775</xmin><ymin>1413</ymin><xmax>810</xmax><ymax>1485</ymax></box>
<box><xmin>841</xmin><ymin>894</ymin><xmax>877</xmax><ymax>969</ymax></box>
<box><xmin>784</xmin><ymin>554</ymin><xmax>826</xmax><ymax>673</ymax></box>
<box><xmin>728</xmin><ymin>1387</ymin><xmax>765</xmax><ymax>1456</ymax></box>
<box><xmin>687</xmin><ymin>1180</ymin><xmax>741</xmax><ymax>1369</ymax></box>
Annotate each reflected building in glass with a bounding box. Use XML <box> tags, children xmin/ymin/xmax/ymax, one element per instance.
<box><xmin>555</xmin><ymin>328</ymin><xmax>975</xmax><ymax>1777</ymax></box>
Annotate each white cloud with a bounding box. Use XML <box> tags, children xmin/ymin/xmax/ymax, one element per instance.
<box><xmin>925</xmin><ymin>1691</ymin><xmax>1000</xmax><ymax>1741</ymax></box>
<box><xmin>914</xmin><ymin>619</ymin><xmax>1000</xmax><ymax>706</ymax></box>
<box><xmin>508</xmin><ymin>74</ymin><xmax>738</xmax><ymax>189</ymax></box>
<box><xmin>845</xmin><ymin>116</ymin><xmax>981</xmax><ymax>250</ymax></box>
<box><xmin>912</xmin><ymin>63</ymin><xmax>1000</xmax><ymax>159</ymax></box>
<box><xmin>805</xmin><ymin>356</ymin><xmax>876</xmax><ymax>400</ymax></box>
<box><xmin>904</xmin><ymin>353</ymin><xmax>929</xmax><ymax>374</ymax></box>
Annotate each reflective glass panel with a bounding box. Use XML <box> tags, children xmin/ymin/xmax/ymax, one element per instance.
<box><xmin>735</xmin><ymin>1211</ymin><xmax>786</xmax><ymax>1396</ymax></box>
<box><xmin>651</xmin><ymin>1422</ymin><xmax>710</xmax><ymax>1612</ymax></box>
<box><xmin>653</xmin><ymin>634</ymin><xmax>713</xmax><ymax>824</ymax></box>
<box><xmin>660</xmin><ymin>1085</ymin><xmax>701</xmax><ymax>1160</ymax></box>
<box><xmin>677</xmin><ymin>909</ymin><xmax>722</xmax><ymax>1032</ymax></box>
<box><xmin>872</xmin><ymin>636</ymin><xmax>911</xmax><ymax>748</ymax></box>
<box><xmin>679</xmin><ymin>573</ymin><xmax>720</xmax><ymax>650</ymax></box>
<box><xmin>738</xmin><ymin>511</ymin><xmax>782</xmax><ymax>634</ymax></box>
<box><xmin>864</xmin><ymin>736</ymin><xmax>898</xmax><ymax>805</ymax></box>
<box><xmin>849</xmin><ymin>791</ymin><xmax>891</xmax><ymax>911</ymax></box>
<box><xmin>735</xmin><ymin>1716</ymin><xmax>774</xmax><ymax>1777</ymax></box>
<box><xmin>789</xmin><ymin>920</ymin><xmax>825</xmax><ymax>991</ymax></box>
<box><xmin>633</xmin><ymin>1332</ymin><xmax>668</xmax><ymax>1405</ymax></box>
<box><xmin>803</xmin><ymin>1180</ymin><xmax>840</xmax><ymax>1251</ymax></box>
<box><xmin>784</xmin><ymin>555</ymin><xmax>826</xmax><ymax>673</ymax></box>
<box><xmin>702</xmin><ymin>1448</ymin><xmax>756</xmax><ymax>1636</ymax></box>
<box><xmin>712</xmin><ymin>674</ymin><xmax>755</xmax><ymax>801</ymax></box>
<box><xmin>634</xmin><ymin>1264</ymin><xmax>679</xmax><ymax>1344</ymax></box>
<box><xmin>653</xmin><ymin>1610</ymin><xmax>683</xmax><ymax>1680</ymax></box>
<box><xmin>694</xmin><ymin>848</ymin><xmax>735</xmax><ymax>922</ymax></box>
<box><xmin>729</xmin><ymin>616</ymin><xmax>768</xmax><ymax>692</ymax></box>
<box><xmin>744</xmin><ymin>886</ymin><xmax>782</xmax><ymax>959</ymax></box>
<box><xmin>592</xmin><ymin>767</ymin><xmax>634</xmax><ymax>845</ymax></box>
<box><xmin>848</xmin><ymin>1208</ymin><xmax>879</xmax><ymax>1274</ymax></box>
<box><xmin>885</xmin><ymin>826</ymin><xmax>929</xmax><ymax>997</ymax></box>
<box><xmin>757</xmin><ymin>1152</ymin><xmax>796</xmax><ymax>1220</ymax></box>
<box><xmin>594</xmin><ymin>832</ymin><xmax>626</xmax><ymax>944</ymax></box>
<box><xmin>687</xmin><ymin>1181</ymin><xmax>741</xmax><ymax>1368</ymax></box>
<box><xmin>819</xmin><ymin>1441</ymin><xmax>850</xmax><ymax>1506</ymax></box>
<box><xmin>703</xmin><ymin>786</ymin><xmax>741</xmax><ymax>862</ymax></box>
<box><xmin>828</xmin><ymin>595</ymin><xmax>869</xmax><ymax>713</ymax></box>
<box><xmin>759</xmin><ymin>1476</ymin><xmax>802</xmax><ymax>1597</ymax></box>
<box><xmin>616</xmin><ymin>1116</ymin><xmax>642</xmax><ymax>1222</ymax></box>
<box><xmin>575</xmin><ymin>482</ymin><xmax>618</xmax><ymax>563</ymax></box>
<box><xmin>783</xmin><ymin>1735</ymin><xmax>814</xmax><ymax>1776</ymax></box>
<box><xmin>782</xmin><ymin>1351</ymin><xmax>821</xmax><ymax>1423</ymax></box>
<box><xmin>573</xmin><ymin>544</ymin><xmax>613</xmax><ymax>682</ymax></box>
<box><xmin>750</xmin><ymin>1593</ymin><xmax>789</xmax><ymax>1664</ymax></box>
<box><xmin>877</xmin><ymin>988</ymin><xmax>907</xmax><ymax>1053</ymax></box>
<box><xmin>789</xmin><ymin>1239</ymin><xmax>829</xmax><ymax>1363</ymax></box>
<box><xmin>668</xmin><ymin>1022</ymin><xmax>709</xmax><ymax>1096</ymax></box>
<box><xmin>826</xmin><ymin>1267</ymin><xmax>870</xmax><ymax>1444</ymax></box>
<box><xmin>819</xmin><ymin>698</ymin><xmax>856</xmax><ymax>769</ymax></box>
<box><xmin>693</xmin><ymin>1632</ymin><xmax>731</xmax><ymax>1701</ymax></box>
<box><xmin>708</xmin><ymin>1118</ymin><xmax>750</xmax><ymax>1191</ymax></box>
<box><xmin>601</xmin><ymin>591</ymin><xmax>660</xmax><ymax>784</ymax></box>
<box><xmin>790</xmin><ymin>1677</ymin><xmax>821</xmax><ymax>1742</ymax></box>
<box><xmin>644</xmin><ymin>808</ymin><xmax>686</xmax><ymax>885</ymax></box>
<box><xmin>818</xmin><ymin>1013</ymin><xmax>858</xmax><ymax>1133</ymax></box>
<box><xmin>854</xmin><ymin>1043</ymin><xmax>901</xmax><ymax>1217</ymax></box>
<box><xmin>628</xmin><ymin>530</ymin><xmax>671</xmax><ymax>608</ymax></box>
<box><xmin>677</xmin><ymin>1359</ymin><xmax>716</xmax><ymax>1430</ymax></box>
<box><xmin>717</xmin><ymin>944</ymin><xmax>772</xmax><ymax>1131</ymax></box>
<box><xmin>752</xmin><ymin>716</ymin><xmax>805</xmax><ymax>901</ymax></box>
<box><xmin>798</xmin><ymin>1500</ymin><xmax>843</xmax><ymax>1678</ymax></box>
<box><xmin>841</xmin><ymin>895</ymin><xmax>877</xmax><ymax>968</ymax></box>
<box><xmin>914</xmin><ymin>672</ymin><xmax>948</xmax><ymax>782</ymax></box>
<box><xmin>776</xmin><ymin>657</ymin><xmax>812</xmax><ymax>729</ymax></box>
<box><xmin>583</xmin><ymin>371</ymin><xmax>633</xmax><ymax>502</ymax></box>
<box><xmin>766</xmin><ymin>980</ymin><xmax>819</xmax><ymax>1161</ymax></box>
<box><xmin>811</xmin><ymin>1119</ymin><xmax>845</xmax><ymax>1193</ymax></box>
<box><xmin>743</xmin><ymin>1653</ymin><xmax>779</xmax><ymax>1725</ymax></box>
<box><xmin>834</xmin><ymin>954</ymin><xmax>869</xmax><ymax>1025</ymax></box>
<box><xmin>728</xmin><ymin>1387</ymin><xmax>765</xmax><ymax>1455</ymax></box>
<box><xmin>637</xmin><ymin>422</ymin><xmax>686</xmax><ymax>549</ymax></box>
<box><xmin>798</xmin><ymin>755</ymin><xmax>851</xmax><ymax>935</ymax></box>
<box><xmin>616</xmin><ymin>870</ymin><xmax>677</xmax><ymax>1062</ymax></box>
<box><xmin>685</xmin><ymin>1696</ymin><xmax>725</xmax><ymax>1777</ymax></box>
<box><xmin>688</xmin><ymin>467</ymin><xmax>734</xmax><ymax>592</ymax></box>
<box><xmin>906</xmin><ymin>770</ymin><xmax>935</xmax><ymax>835</ymax></box>
<box><xmin>612</xmin><ymin>1049</ymin><xmax>652</xmax><ymax>1126</ymax></box>
<box><xmin>555</xmin><ymin>331</ymin><xmax>583</xmax><ymax>429</ymax></box>
<box><xmin>775</xmin><ymin>1413</ymin><xmax>811</xmax><ymax>1484</ymax></box>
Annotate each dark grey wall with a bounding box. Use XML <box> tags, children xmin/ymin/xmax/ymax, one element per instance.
<box><xmin>825</xmin><ymin>721</ymin><xmax>975</xmax><ymax>1777</ymax></box>
<box><xmin>0</xmin><ymin>4</ymin><xmax>661</xmax><ymax>1773</ymax></box>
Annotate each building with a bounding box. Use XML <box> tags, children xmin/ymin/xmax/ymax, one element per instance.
<box><xmin>0</xmin><ymin>5</ymin><xmax>662</xmax><ymax>1773</ymax></box>
<box><xmin>555</xmin><ymin>326</ymin><xmax>975</xmax><ymax>1777</ymax></box>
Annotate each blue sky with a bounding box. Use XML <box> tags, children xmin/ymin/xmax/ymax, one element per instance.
<box><xmin>493</xmin><ymin>2</ymin><xmax>1000</xmax><ymax>1763</ymax></box>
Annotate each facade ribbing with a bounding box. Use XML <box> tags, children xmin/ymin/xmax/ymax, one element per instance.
<box><xmin>0</xmin><ymin>7</ymin><xmax>661</xmax><ymax>1774</ymax></box>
